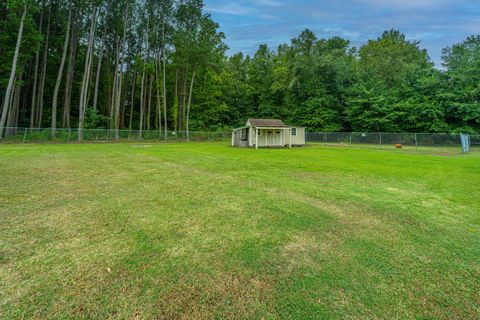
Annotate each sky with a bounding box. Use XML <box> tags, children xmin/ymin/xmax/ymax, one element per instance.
<box><xmin>204</xmin><ymin>0</ymin><xmax>480</xmax><ymax>66</ymax></box>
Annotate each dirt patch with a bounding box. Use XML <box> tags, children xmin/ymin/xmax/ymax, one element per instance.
<box><xmin>155</xmin><ymin>272</ymin><xmax>274</xmax><ymax>319</ymax></box>
<box><xmin>130</xmin><ymin>144</ymin><xmax>153</xmax><ymax>148</ymax></box>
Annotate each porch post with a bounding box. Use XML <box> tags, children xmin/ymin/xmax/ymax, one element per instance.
<box><xmin>256</xmin><ymin>128</ymin><xmax>259</xmax><ymax>149</ymax></box>
<box><xmin>289</xmin><ymin>128</ymin><xmax>292</xmax><ymax>148</ymax></box>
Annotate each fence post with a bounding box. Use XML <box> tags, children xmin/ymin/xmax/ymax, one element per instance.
<box><xmin>379</xmin><ymin>132</ymin><xmax>382</xmax><ymax>145</ymax></box>
<box><xmin>22</xmin><ymin>128</ymin><xmax>28</xmax><ymax>144</ymax></box>
<box><xmin>414</xmin><ymin>133</ymin><xmax>418</xmax><ymax>152</ymax></box>
<box><xmin>106</xmin><ymin>129</ymin><xmax>109</xmax><ymax>143</ymax></box>
<box><xmin>68</xmin><ymin>128</ymin><xmax>71</xmax><ymax>143</ymax></box>
<box><xmin>461</xmin><ymin>134</ymin><xmax>471</xmax><ymax>153</ymax></box>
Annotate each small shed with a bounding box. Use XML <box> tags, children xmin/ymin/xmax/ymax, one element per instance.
<box><xmin>232</xmin><ymin>119</ymin><xmax>305</xmax><ymax>149</ymax></box>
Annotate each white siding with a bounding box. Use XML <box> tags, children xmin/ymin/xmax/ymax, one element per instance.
<box><xmin>237</xmin><ymin>125</ymin><xmax>306</xmax><ymax>148</ymax></box>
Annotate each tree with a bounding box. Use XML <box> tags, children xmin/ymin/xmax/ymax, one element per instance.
<box><xmin>441</xmin><ymin>35</ymin><xmax>480</xmax><ymax>133</ymax></box>
<box><xmin>346</xmin><ymin>30</ymin><xmax>443</xmax><ymax>132</ymax></box>
<box><xmin>2</xmin><ymin>1</ymin><xmax>479</xmax><ymax>138</ymax></box>
<box><xmin>51</xmin><ymin>0</ymin><xmax>72</xmax><ymax>137</ymax></box>
<box><xmin>0</xmin><ymin>0</ymin><xmax>28</xmax><ymax>138</ymax></box>
<box><xmin>78</xmin><ymin>3</ymin><xmax>98</xmax><ymax>141</ymax></box>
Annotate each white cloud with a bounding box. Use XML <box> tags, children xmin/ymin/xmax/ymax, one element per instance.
<box><xmin>205</xmin><ymin>3</ymin><xmax>255</xmax><ymax>15</ymax></box>
<box><xmin>205</xmin><ymin>0</ymin><xmax>479</xmax><ymax>66</ymax></box>
<box><xmin>205</xmin><ymin>0</ymin><xmax>281</xmax><ymax>18</ymax></box>
<box><xmin>255</xmin><ymin>0</ymin><xmax>282</xmax><ymax>7</ymax></box>
<box><xmin>354</xmin><ymin>0</ymin><xmax>454</xmax><ymax>9</ymax></box>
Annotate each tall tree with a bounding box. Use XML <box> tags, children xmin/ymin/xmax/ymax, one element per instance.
<box><xmin>441</xmin><ymin>35</ymin><xmax>480</xmax><ymax>133</ymax></box>
<box><xmin>51</xmin><ymin>1</ymin><xmax>72</xmax><ymax>137</ymax></box>
<box><xmin>78</xmin><ymin>4</ymin><xmax>98</xmax><ymax>141</ymax></box>
<box><xmin>347</xmin><ymin>30</ymin><xmax>441</xmax><ymax>132</ymax></box>
<box><xmin>0</xmin><ymin>1</ymin><xmax>28</xmax><ymax>138</ymax></box>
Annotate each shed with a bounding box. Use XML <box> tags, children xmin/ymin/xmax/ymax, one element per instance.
<box><xmin>232</xmin><ymin>119</ymin><xmax>306</xmax><ymax>149</ymax></box>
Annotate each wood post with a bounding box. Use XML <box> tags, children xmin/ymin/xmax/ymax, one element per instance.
<box><xmin>289</xmin><ymin>128</ymin><xmax>292</xmax><ymax>148</ymax></box>
<box><xmin>22</xmin><ymin>128</ymin><xmax>28</xmax><ymax>144</ymax></box>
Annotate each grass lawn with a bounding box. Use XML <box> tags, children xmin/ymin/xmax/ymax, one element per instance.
<box><xmin>1</xmin><ymin>142</ymin><xmax>479</xmax><ymax>319</ymax></box>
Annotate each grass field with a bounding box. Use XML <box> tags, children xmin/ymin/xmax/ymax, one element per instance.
<box><xmin>1</xmin><ymin>142</ymin><xmax>479</xmax><ymax>319</ymax></box>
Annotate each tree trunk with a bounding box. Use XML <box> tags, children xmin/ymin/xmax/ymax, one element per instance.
<box><xmin>178</xmin><ymin>71</ymin><xmax>183</xmax><ymax>131</ymax></box>
<box><xmin>182</xmin><ymin>68</ymin><xmax>188</xmax><ymax>131</ymax></box>
<box><xmin>186</xmin><ymin>69</ymin><xmax>196</xmax><ymax>141</ymax></box>
<box><xmin>63</xmin><ymin>17</ymin><xmax>79</xmax><ymax>128</ymax></box>
<box><xmin>155</xmin><ymin>52</ymin><xmax>162</xmax><ymax>134</ymax></box>
<box><xmin>3</xmin><ymin>75</ymin><xmax>16</xmax><ymax>133</ymax></box>
<box><xmin>162</xmin><ymin>33</ymin><xmax>167</xmax><ymax>139</ymax></box>
<box><xmin>120</xmin><ymin>69</ymin><xmax>128</xmax><ymax>131</ymax></box>
<box><xmin>30</xmin><ymin>1</ymin><xmax>45</xmax><ymax>129</ymax></box>
<box><xmin>106</xmin><ymin>58</ymin><xmax>112</xmax><ymax>118</ymax></box>
<box><xmin>51</xmin><ymin>4</ymin><xmax>72</xmax><ymax>137</ymax></box>
<box><xmin>7</xmin><ymin>75</ymin><xmax>21</xmax><ymax>136</ymax></box>
<box><xmin>93</xmin><ymin>25</ymin><xmax>107</xmax><ymax>111</ymax></box>
<box><xmin>174</xmin><ymin>68</ymin><xmax>178</xmax><ymax>131</ymax></box>
<box><xmin>78</xmin><ymin>8</ymin><xmax>97</xmax><ymax>141</ymax></box>
<box><xmin>121</xmin><ymin>46</ymin><xmax>131</xmax><ymax>130</ymax></box>
<box><xmin>147</xmin><ymin>74</ymin><xmax>153</xmax><ymax>130</ymax></box>
<box><xmin>139</xmin><ymin>69</ymin><xmax>145</xmax><ymax>136</ymax></box>
<box><xmin>114</xmin><ymin>9</ymin><xmax>129</xmax><ymax>141</ymax></box>
<box><xmin>160</xmin><ymin>23</ymin><xmax>168</xmax><ymax>138</ymax></box>
<box><xmin>0</xmin><ymin>4</ymin><xmax>27</xmax><ymax>138</ymax></box>
<box><xmin>129</xmin><ymin>71</ymin><xmax>136</xmax><ymax>130</ymax></box>
<box><xmin>138</xmin><ymin>13</ymin><xmax>150</xmax><ymax>137</ymax></box>
<box><xmin>36</xmin><ymin>1</ymin><xmax>52</xmax><ymax>129</ymax></box>
<box><xmin>20</xmin><ymin>62</ymin><xmax>31</xmax><ymax>121</ymax></box>
<box><xmin>110</xmin><ymin>39</ymin><xmax>120</xmax><ymax>129</ymax></box>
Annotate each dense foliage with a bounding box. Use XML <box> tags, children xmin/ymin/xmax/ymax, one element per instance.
<box><xmin>1</xmin><ymin>0</ymin><xmax>480</xmax><ymax>137</ymax></box>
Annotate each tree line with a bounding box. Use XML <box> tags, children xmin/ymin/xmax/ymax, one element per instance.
<box><xmin>1</xmin><ymin>0</ymin><xmax>479</xmax><ymax>140</ymax></box>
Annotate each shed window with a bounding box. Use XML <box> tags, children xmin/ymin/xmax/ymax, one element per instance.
<box><xmin>292</xmin><ymin>128</ymin><xmax>297</xmax><ymax>136</ymax></box>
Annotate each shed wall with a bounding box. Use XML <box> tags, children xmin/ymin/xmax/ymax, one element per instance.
<box><xmin>286</xmin><ymin>127</ymin><xmax>306</xmax><ymax>145</ymax></box>
<box><xmin>234</xmin><ymin>126</ymin><xmax>305</xmax><ymax>148</ymax></box>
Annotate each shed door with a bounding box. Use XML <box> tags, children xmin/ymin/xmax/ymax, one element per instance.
<box><xmin>241</xmin><ymin>128</ymin><xmax>249</xmax><ymax>142</ymax></box>
<box><xmin>266</xmin><ymin>130</ymin><xmax>282</xmax><ymax>146</ymax></box>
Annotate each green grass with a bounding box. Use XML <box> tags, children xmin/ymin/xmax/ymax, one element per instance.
<box><xmin>1</xmin><ymin>142</ymin><xmax>479</xmax><ymax>319</ymax></box>
<box><xmin>312</xmin><ymin>142</ymin><xmax>466</xmax><ymax>156</ymax></box>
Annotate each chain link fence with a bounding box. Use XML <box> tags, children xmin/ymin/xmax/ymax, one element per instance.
<box><xmin>306</xmin><ymin>132</ymin><xmax>472</xmax><ymax>155</ymax></box>
<box><xmin>1</xmin><ymin>128</ymin><xmax>478</xmax><ymax>156</ymax></box>
<box><xmin>471</xmin><ymin>135</ymin><xmax>480</xmax><ymax>152</ymax></box>
<box><xmin>0</xmin><ymin>128</ymin><xmax>230</xmax><ymax>144</ymax></box>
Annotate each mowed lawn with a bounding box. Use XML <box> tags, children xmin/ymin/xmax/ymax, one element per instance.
<box><xmin>0</xmin><ymin>143</ymin><xmax>479</xmax><ymax>319</ymax></box>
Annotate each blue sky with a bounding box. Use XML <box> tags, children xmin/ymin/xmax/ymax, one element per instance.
<box><xmin>204</xmin><ymin>0</ymin><xmax>480</xmax><ymax>66</ymax></box>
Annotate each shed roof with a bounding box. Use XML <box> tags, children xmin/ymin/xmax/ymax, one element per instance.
<box><xmin>247</xmin><ymin>119</ymin><xmax>290</xmax><ymax>128</ymax></box>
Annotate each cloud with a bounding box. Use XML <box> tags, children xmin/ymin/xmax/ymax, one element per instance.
<box><xmin>205</xmin><ymin>0</ymin><xmax>281</xmax><ymax>19</ymax></box>
<box><xmin>205</xmin><ymin>0</ymin><xmax>479</xmax><ymax>66</ymax></box>
<box><xmin>255</xmin><ymin>0</ymin><xmax>282</xmax><ymax>6</ymax></box>
<box><xmin>205</xmin><ymin>3</ymin><xmax>254</xmax><ymax>16</ymax></box>
<box><xmin>354</xmin><ymin>0</ymin><xmax>455</xmax><ymax>9</ymax></box>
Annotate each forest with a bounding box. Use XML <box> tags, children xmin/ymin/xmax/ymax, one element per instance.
<box><xmin>1</xmin><ymin>0</ymin><xmax>480</xmax><ymax>140</ymax></box>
